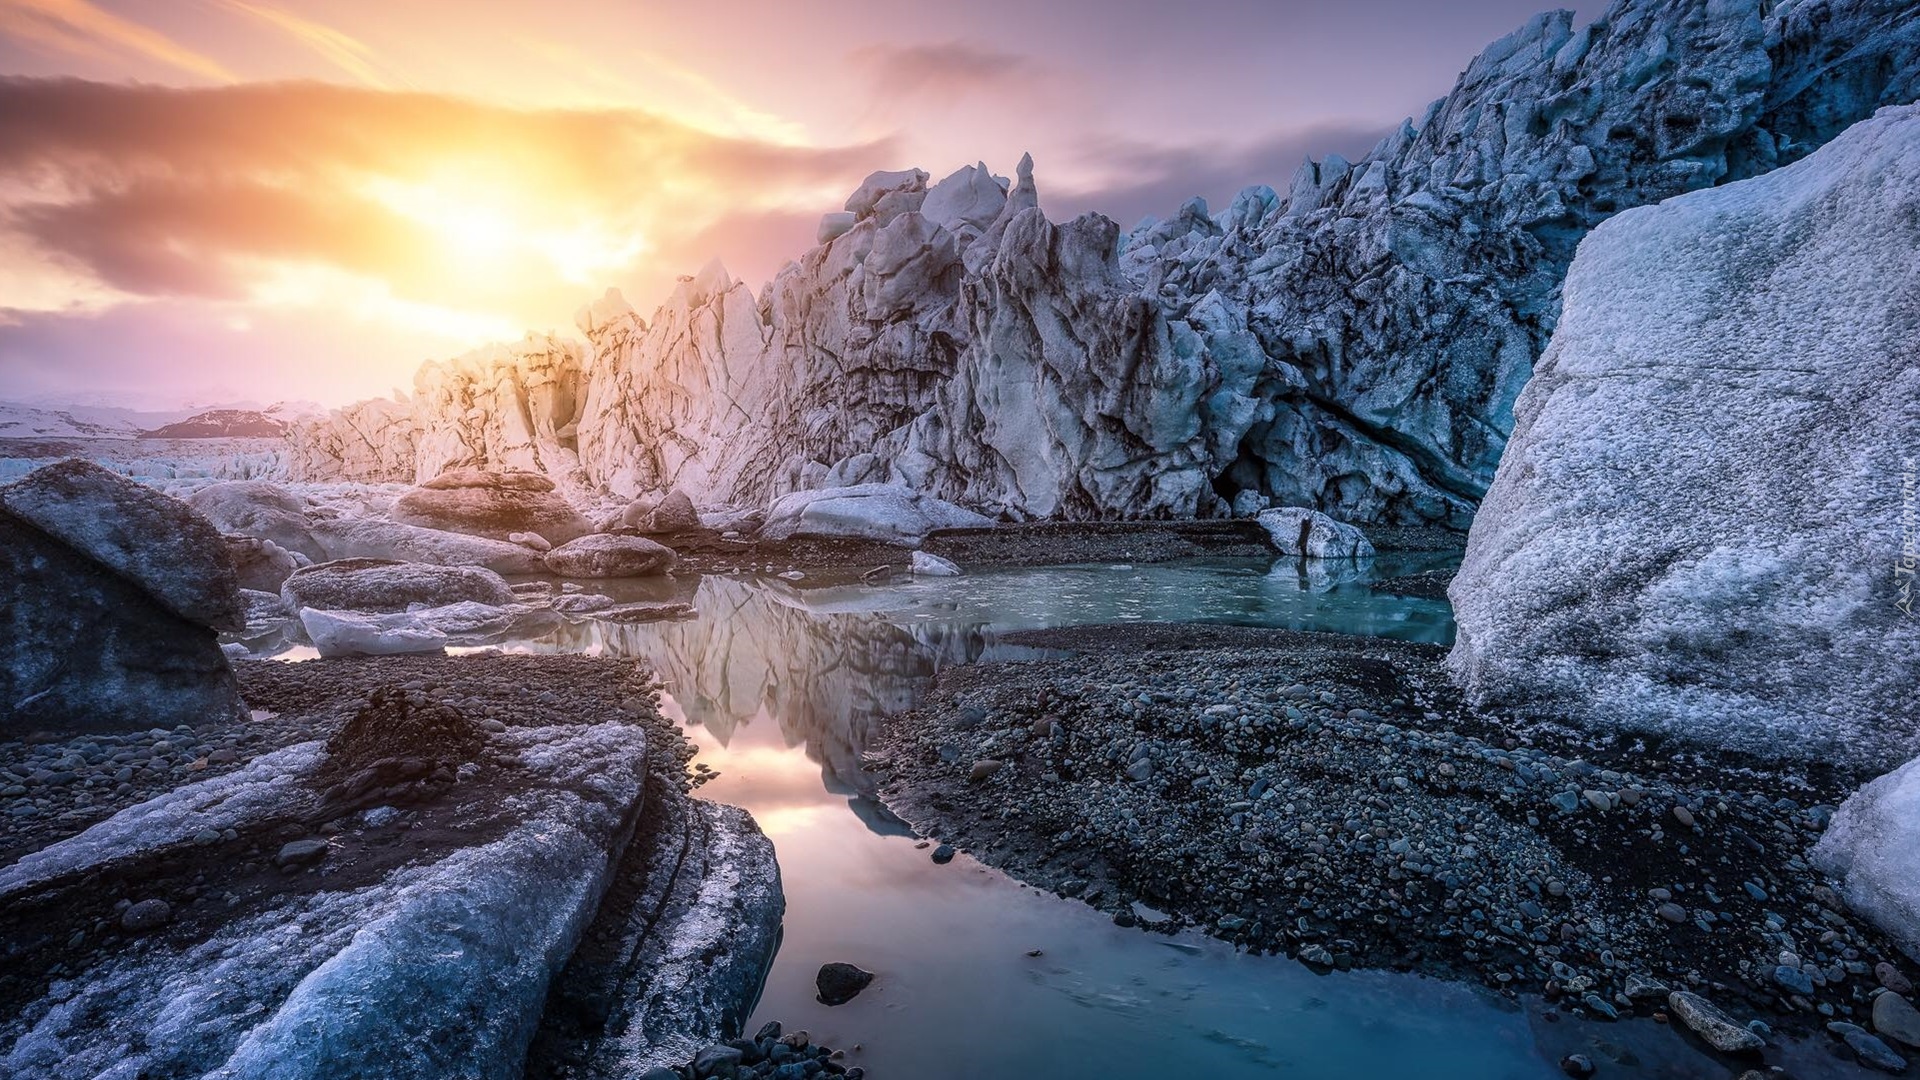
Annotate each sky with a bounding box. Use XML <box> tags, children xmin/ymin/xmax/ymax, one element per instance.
<box><xmin>0</xmin><ymin>0</ymin><xmax>1592</xmax><ymax>409</ymax></box>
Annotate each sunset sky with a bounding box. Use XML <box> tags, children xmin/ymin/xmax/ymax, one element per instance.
<box><xmin>0</xmin><ymin>0</ymin><xmax>1588</xmax><ymax>408</ymax></box>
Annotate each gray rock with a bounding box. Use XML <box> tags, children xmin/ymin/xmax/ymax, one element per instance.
<box><xmin>542</xmin><ymin>534</ymin><xmax>677</xmax><ymax>578</ymax></box>
<box><xmin>1668</xmin><ymin>991</ymin><xmax>1765</xmax><ymax>1054</ymax></box>
<box><xmin>120</xmin><ymin>898</ymin><xmax>171</xmax><ymax>932</ymax></box>
<box><xmin>1881</xmin><ymin>963</ymin><xmax>1915</xmax><ymax>995</ymax></box>
<box><xmin>281</xmin><ymin>559</ymin><xmax>515</xmax><ymax>613</ymax></box>
<box><xmin>647</xmin><ymin>490</ymin><xmax>702</xmax><ymax>533</ymax></box>
<box><xmin>275</xmin><ymin>838</ymin><xmax>330</xmax><ymax>868</ymax></box>
<box><xmin>1656</xmin><ymin>903</ymin><xmax>1687</xmax><ymax>924</ymax></box>
<box><xmin>1841</xmin><ymin>1027</ymin><xmax>1909</xmax><ymax>1073</ymax></box>
<box><xmin>1874</xmin><ymin>992</ymin><xmax>1920</xmax><ymax>1050</ymax></box>
<box><xmin>391</xmin><ymin>467</ymin><xmax>592</xmax><ymax>545</ymax></box>
<box><xmin>968</xmin><ymin>759</ymin><xmax>1004</xmax><ymax>783</ymax></box>
<box><xmin>1773</xmin><ymin>965</ymin><xmax>1816</xmax><ymax>996</ymax></box>
<box><xmin>815</xmin><ymin>961</ymin><xmax>875</xmax><ymax>1006</ymax></box>
<box><xmin>692</xmin><ymin>1043</ymin><xmax>744</xmax><ymax>1078</ymax></box>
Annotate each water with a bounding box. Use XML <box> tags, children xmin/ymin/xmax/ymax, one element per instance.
<box><xmin>264</xmin><ymin>556</ymin><xmax>1797</xmax><ymax>1076</ymax></box>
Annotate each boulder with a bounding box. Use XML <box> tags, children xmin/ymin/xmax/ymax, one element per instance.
<box><xmin>2</xmin><ymin>459</ymin><xmax>242</xmax><ymax>629</ymax></box>
<box><xmin>542</xmin><ymin>534</ymin><xmax>677</xmax><ymax>578</ymax></box>
<box><xmin>281</xmin><ymin>559</ymin><xmax>516</xmax><ymax>613</ymax></box>
<box><xmin>648</xmin><ymin>490</ymin><xmax>703</xmax><ymax>533</ymax></box>
<box><xmin>1</xmin><ymin>504</ymin><xmax>246</xmax><ymax>735</ymax></box>
<box><xmin>185</xmin><ymin>481</ymin><xmax>323</xmax><ymax>561</ymax></box>
<box><xmin>226</xmin><ymin>536</ymin><xmax>303</xmax><ymax>592</ymax></box>
<box><xmin>307</xmin><ymin>516</ymin><xmax>547</xmax><ymax>575</ymax></box>
<box><xmin>1449</xmin><ymin>106</ymin><xmax>1920</xmax><ymax>768</ymax></box>
<box><xmin>1256</xmin><ymin>507</ymin><xmax>1375</xmax><ymax>560</ymax></box>
<box><xmin>760</xmin><ymin>484</ymin><xmax>992</xmax><ymax>544</ymax></box>
<box><xmin>391</xmin><ymin>468</ymin><xmax>592</xmax><ymax>545</ymax></box>
<box><xmin>1813</xmin><ymin>754</ymin><xmax>1920</xmax><ymax>962</ymax></box>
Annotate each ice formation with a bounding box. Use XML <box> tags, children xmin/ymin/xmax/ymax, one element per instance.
<box><xmin>1814</xmin><ymin>755</ymin><xmax>1920</xmax><ymax>960</ymax></box>
<box><xmin>1449</xmin><ymin>104</ymin><xmax>1920</xmax><ymax>767</ymax></box>
<box><xmin>283</xmin><ymin>0</ymin><xmax>1919</xmax><ymax>528</ymax></box>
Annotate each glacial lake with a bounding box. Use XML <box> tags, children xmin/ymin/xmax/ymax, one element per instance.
<box><xmin>259</xmin><ymin>556</ymin><xmax>1842</xmax><ymax>1077</ymax></box>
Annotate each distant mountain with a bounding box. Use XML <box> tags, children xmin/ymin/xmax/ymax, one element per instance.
<box><xmin>0</xmin><ymin>402</ymin><xmax>143</xmax><ymax>439</ymax></box>
<box><xmin>141</xmin><ymin>409</ymin><xmax>289</xmax><ymax>439</ymax></box>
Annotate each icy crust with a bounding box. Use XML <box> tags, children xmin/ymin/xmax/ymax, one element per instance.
<box><xmin>0</xmin><ymin>722</ymin><xmax>653</xmax><ymax>1079</ymax></box>
<box><xmin>1448</xmin><ymin>105</ymin><xmax>1920</xmax><ymax>768</ymax></box>
<box><xmin>759</xmin><ymin>483</ymin><xmax>993</xmax><ymax>543</ymax></box>
<box><xmin>0</xmin><ymin>741</ymin><xmax>328</xmax><ymax>897</ymax></box>
<box><xmin>1814</xmin><ymin>756</ymin><xmax>1920</xmax><ymax>961</ymax></box>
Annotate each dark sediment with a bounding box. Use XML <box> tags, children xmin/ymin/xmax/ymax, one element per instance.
<box><xmin>872</xmin><ymin>622</ymin><xmax>1905</xmax><ymax>1055</ymax></box>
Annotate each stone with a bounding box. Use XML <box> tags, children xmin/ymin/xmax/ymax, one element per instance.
<box><xmin>1773</xmin><ymin>965</ymin><xmax>1816</xmax><ymax>997</ymax></box>
<box><xmin>1874</xmin><ymin>993</ymin><xmax>1920</xmax><ymax>1049</ymax></box>
<box><xmin>1256</xmin><ymin>507</ymin><xmax>1375</xmax><ymax>560</ymax></box>
<box><xmin>1668</xmin><ymin>991</ymin><xmax>1765</xmax><ymax>1054</ymax></box>
<box><xmin>2</xmin><ymin>460</ymin><xmax>242</xmax><ymax>629</ymax></box>
<box><xmin>930</xmin><ymin>843</ymin><xmax>955</xmax><ymax>864</ymax></box>
<box><xmin>275</xmin><ymin>838</ymin><xmax>330</xmax><ymax>868</ymax></box>
<box><xmin>692</xmin><ymin>1043</ymin><xmax>744</xmax><ymax>1078</ymax></box>
<box><xmin>1841</xmin><ymin>1027</ymin><xmax>1910</xmax><ymax>1073</ymax></box>
<box><xmin>1450</xmin><ymin>106</ymin><xmax>1920</xmax><ymax>769</ymax></box>
<box><xmin>968</xmin><ymin>759</ymin><xmax>1004</xmax><ymax>783</ymax></box>
<box><xmin>120</xmin><ymin>898</ymin><xmax>171</xmax><ymax>932</ymax></box>
<box><xmin>506</xmin><ymin>531</ymin><xmax>551</xmax><ymax>552</ymax></box>
<box><xmin>392</xmin><ymin>468</ymin><xmax>592</xmax><ymax>545</ymax></box>
<box><xmin>815</xmin><ymin>962</ymin><xmax>875</xmax><ymax>1006</ymax></box>
<box><xmin>281</xmin><ymin>559</ymin><xmax>515</xmax><ymax>613</ymax></box>
<box><xmin>1656</xmin><ymin>903</ymin><xmax>1688</xmax><ymax>924</ymax></box>
<box><xmin>1560</xmin><ymin>1053</ymin><xmax>1595</xmax><ymax>1078</ymax></box>
<box><xmin>1881</xmin><ymin>963</ymin><xmax>1916</xmax><ymax>995</ymax></box>
<box><xmin>542</xmin><ymin>534</ymin><xmax>677</xmax><ymax>578</ymax></box>
<box><xmin>647</xmin><ymin>490</ymin><xmax>703</xmax><ymax>533</ymax></box>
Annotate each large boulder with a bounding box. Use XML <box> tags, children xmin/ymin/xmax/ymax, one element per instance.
<box><xmin>1813</xmin><ymin>755</ymin><xmax>1920</xmax><ymax>961</ymax></box>
<box><xmin>3</xmin><ymin>459</ymin><xmax>242</xmax><ymax>629</ymax></box>
<box><xmin>281</xmin><ymin>559</ymin><xmax>516</xmax><ymax>613</ymax></box>
<box><xmin>1</xmin><ymin>462</ymin><xmax>245</xmax><ymax>734</ymax></box>
<box><xmin>1448</xmin><ymin>106</ymin><xmax>1920</xmax><ymax>769</ymax></box>
<box><xmin>542</xmin><ymin>534</ymin><xmax>677</xmax><ymax>578</ymax></box>
<box><xmin>185</xmin><ymin>481</ymin><xmax>323</xmax><ymax>561</ymax></box>
<box><xmin>391</xmin><ymin>468</ymin><xmax>592</xmax><ymax>545</ymax></box>
<box><xmin>759</xmin><ymin>484</ymin><xmax>992</xmax><ymax>544</ymax></box>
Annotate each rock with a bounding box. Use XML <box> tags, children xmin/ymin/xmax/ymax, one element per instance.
<box><xmin>275</xmin><ymin>838</ymin><xmax>330</xmax><ymax>868</ymax></box>
<box><xmin>119</xmin><ymin>898</ymin><xmax>172</xmax><ymax>932</ymax></box>
<box><xmin>1668</xmin><ymin>991</ymin><xmax>1765</xmax><ymax>1054</ymax></box>
<box><xmin>1256</xmin><ymin>507</ymin><xmax>1375</xmax><ymax>560</ymax></box>
<box><xmin>1560</xmin><ymin>1053</ymin><xmax>1595</xmax><ymax>1078</ymax></box>
<box><xmin>648</xmin><ymin>490</ymin><xmax>703</xmax><ymax>533</ymax></box>
<box><xmin>281</xmin><ymin>559</ymin><xmax>515</xmax><ymax>613</ymax></box>
<box><xmin>759</xmin><ymin>484</ymin><xmax>992</xmax><ymax>544</ymax></box>
<box><xmin>2</xmin><ymin>466</ymin><xmax>247</xmax><ymax>736</ymax></box>
<box><xmin>507</xmin><ymin>531</ymin><xmax>551</xmax><ymax>552</ymax></box>
<box><xmin>186</xmin><ymin>480</ymin><xmax>323</xmax><ymax>560</ymax></box>
<box><xmin>542</xmin><ymin>534</ymin><xmax>677</xmax><ymax>578</ymax></box>
<box><xmin>968</xmin><ymin>759</ymin><xmax>1004</xmax><ymax>783</ymax></box>
<box><xmin>307</xmin><ymin>516</ymin><xmax>548</xmax><ymax>575</ymax></box>
<box><xmin>910</xmin><ymin>551</ymin><xmax>962</xmax><ymax>577</ymax></box>
<box><xmin>1773</xmin><ymin>965</ymin><xmax>1816</xmax><ymax>996</ymax></box>
<box><xmin>814</xmin><ymin>962</ymin><xmax>874</xmax><ymax>1006</ymax></box>
<box><xmin>1125</xmin><ymin>757</ymin><xmax>1154</xmax><ymax>782</ymax></box>
<box><xmin>692</xmin><ymin>1043</ymin><xmax>745</xmax><ymax>1077</ymax></box>
<box><xmin>1624</xmin><ymin>973</ymin><xmax>1670</xmax><ymax>1001</ymax></box>
<box><xmin>2</xmin><ymin>460</ymin><xmax>242</xmax><ymax>629</ymax></box>
<box><xmin>1449</xmin><ymin>106</ymin><xmax>1920</xmax><ymax>769</ymax></box>
<box><xmin>1874</xmin><ymin>993</ymin><xmax>1920</xmax><ymax>1049</ymax></box>
<box><xmin>1841</xmin><ymin>1027</ymin><xmax>1910</xmax><ymax>1073</ymax></box>
<box><xmin>1656</xmin><ymin>903</ymin><xmax>1688</xmax><ymax>924</ymax></box>
<box><xmin>227</xmin><ymin>535</ymin><xmax>302</xmax><ymax>592</ymax></box>
<box><xmin>931</xmin><ymin>843</ymin><xmax>955</xmax><ymax>864</ymax></box>
<box><xmin>1882</xmin><ymin>963</ymin><xmax>1916</xmax><ymax>995</ymax></box>
<box><xmin>1813</xmin><ymin>754</ymin><xmax>1920</xmax><ymax>959</ymax></box>
<box><xmin>392</xmin><ymin>468</ymin><xmax>592</xmax><ymax>545</ymax></box>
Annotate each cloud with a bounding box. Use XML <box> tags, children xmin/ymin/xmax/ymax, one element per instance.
<box><xmin>0</xmin><ymin>76</ymin><xmax>892</xmax><ymax>321</ymax></box>
<box><xmin>1046</xmin><ymin>122</ymin><xmax>1390</xmax><ymax>227</ymax></box>
<box><xmin>0</xmin><ymin>0</ymin><xmax>235</xmax><ymax>82</ymax></box>
<box><xmin>848</xmin><ymin>41</ymin><xmax>1038</xmax><ymax>99</ymax></box>
<box><xmin>221</xmin><ymin>0</ymin><xmax>397</xmax><ymax>89</ymax></box>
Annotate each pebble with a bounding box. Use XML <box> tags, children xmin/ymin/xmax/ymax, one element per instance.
<box><xmin>1831</xmin><ymin>1024</ymin><xmax>1909</xmax><ymax>1073</ymax></box>
<box><xmin>120</xmin><ymin>898</ymin><xmax>172</xmax><ymax>933</ymax></box>
<box><xmin>1872</xmin><ymin>992</ymin><xmax>1920</xmax><ymax>1049</ymax></box>
<box><xmin>930</xmin><ymin>844</ymin><xmax>955</xmax><ymax>865</ymax></box>
<box><xmin>967</xmin><ymin>759</ymin><xmax>1004</xmax><ymax>783</ymax></box>
<box><xmin>1656</xmin><ymin>903</ymin><xmax>1688</xmax><ymax>923</ymax></box>
<box><xmin>1667</xmin><ymin>991</ymin><xmax>1765</xmax><ymax>1054</ymax></box>
<box><xmin>815</xmin><ymin>962</ymin><xmax>875</xmax><ymax>1006</ymax></box>
<box><xmin>275</xmin><ymin>838</ymin><xmax>330</xmax><ymax>868</ymax></box>
<box><xmin>1772</xmin><ymin>965</ymin><xmax>1816</xmax><ymax>996</ymax></box>
<box><xmin>1880</xmin><ymin>962</ymin><xmax>1916</xmax><ymax>995</ymax></box>
<box><xmin>1559</xmin><ymin>1053</ymin><xmax>1596</xmax><ymax>1078</ymax></box>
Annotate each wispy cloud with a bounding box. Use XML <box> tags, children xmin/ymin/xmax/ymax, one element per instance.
<box><xmin>847</xmin><ymin>40</ymin><xmax>1038</xmax><ymax>99</ymax></box>
<box><xmin>220</xmin><ymin>0</ymin><xmax>397</xmax><ymax>89</ymax></box>
<box><xmin>0</xmin><ymin>0</ymin><xmax>235</xmax><ymax>82</ymax></box>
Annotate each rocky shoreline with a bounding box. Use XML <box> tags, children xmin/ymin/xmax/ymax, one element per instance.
<box><xmin>871</xmin><ymin>623</ymin><xmax>1915</xmax><ymax>1072</ymax></box>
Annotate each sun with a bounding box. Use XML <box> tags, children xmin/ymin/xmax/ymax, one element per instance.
<box><xmin>359</xmin><ymin>172</ymin><xmax>646</xmax><ymax>285</ymax></box>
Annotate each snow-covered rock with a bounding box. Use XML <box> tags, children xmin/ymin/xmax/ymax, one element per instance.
<box><xmin>391</xmin><ymin>467</ymin><xmax>593</xmax><ymax>545</ymax></box>
<box><xmin>299</xmin><ymin>607</ymin><xmax>448</xmax><ymax>655</ymax></box>
<box><xmin>1</xmin><ymin>466</ymin><xmax>247</xmax><ymax>735</ymax></box>
<box><xmin>1814</xmin><ymin>755</ymin><xmax>1920</xmax><ymax>961</ymax></box>
<box><xmin>910</xmin><ymin>550</ymin><xmax>962</xmax><ymax>576</ymax></box>
<box><xmin>1257</xmin><ymin>506</ymin><xmax>1376</xmax><ymax>560</ymax></box>
<box><xmin>2</xmin><ymin>459</ymin><xmax>242</xmax><ymax>629</ymax></box>
<box><xmin>1449</xmin><ymin>105</ymin><xmax>1920</xmax><ymax>768</ymax></box>
<box><xmin>282</xmin><ymin>558</ymin><xmax>516</xmax><ymax>613</ymax></box>
<box><xmin>542</xmin><ymin>534</ymin><xmax>677</xmax><ymax>578</ymax></box>
<box><xmin>760</xmin><ymin>483</ymin><xmax>993</xmax><ymax>544</ymax></box>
